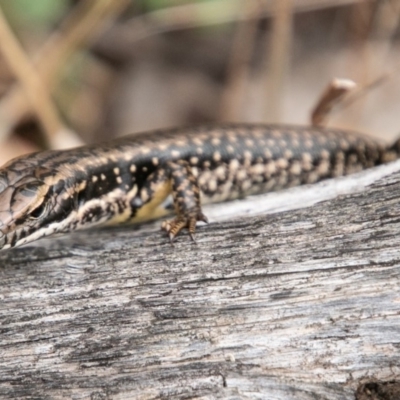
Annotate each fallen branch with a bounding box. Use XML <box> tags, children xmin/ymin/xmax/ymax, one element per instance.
<box><xmin>1</xmin><ymin>161</ymin><xmax>400</xmax><ymax>399</ymax></box>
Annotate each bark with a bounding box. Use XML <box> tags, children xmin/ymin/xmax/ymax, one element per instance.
<box><xmin>1</xmin><ymin>161</ymin><xmax>400</xmax><ymax>400</ymax></box>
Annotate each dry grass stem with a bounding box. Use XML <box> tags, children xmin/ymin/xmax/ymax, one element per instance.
<box><xmin>122</xmin><ymin>0</ymin><xmax>372</xmax><ymax>42</ymax></box>
<box><xmin>364</xmin><ymin>0</ymin><xmax>400</xmax><ymax>73</ymax></box>
<box><xmin>37</xmin><ymin>0</ymin><xmax>129</xmax><ymax>92</ymax></box>
<box><xmin>0</xmin><ymin>6</ymin><xmax>65</xmax><ymax>141</ymax></box>
<box><xmin>334</xmin><ymin>67</ymin><xmax>399</xmax><ymax>114</ymax></box>
<box><xmin>0</xmin><ymin>0</ymin><xmax>129</xmax><ymax>146</ymax></box>
<box><xmin>341</xmin><ymin>2</ymin><xmax>374</xmax><ymax>127</ymax></box>
<box><xmin>263</xmin><ymin>0</ymin><xmax>293</xmax><ymax>122</ymax></box>
<box><xmin>335</xmin><ymin>0</ymin><xmax>400</xmax><ymax>128</ymax></box>
<box><xmin>311</xmin><ymin>79</ymin><xmax>357</xmax><ymax>127</ymax></box>
<box><xmin>219</xmin><ymin>1</ymin><xmax>261</xmax><ymax>121</ymax></box>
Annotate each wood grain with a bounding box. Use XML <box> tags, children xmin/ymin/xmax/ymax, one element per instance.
<box><xmin>1</xmin><ymin>163</ymin><xmax>400</xmax><ymax>399</ymax></box>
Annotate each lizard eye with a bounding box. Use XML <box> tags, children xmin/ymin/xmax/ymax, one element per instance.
<box><xmin>10</xmin><ymin>180</ymin><xmax>47</xmax><ymax>220</ymax></box>
<box><xmin>30</xmin><ymin>202</ymin><xmax>48</xmax><ymax>219</ymax></box>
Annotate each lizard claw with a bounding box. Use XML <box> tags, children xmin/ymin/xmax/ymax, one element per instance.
<box><xmin>161</xmin><ymin>211</ymin><xmax>207</xmax><ymax>244</ymax></box>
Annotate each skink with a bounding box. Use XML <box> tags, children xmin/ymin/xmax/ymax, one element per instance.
<box><xmin>0</xmin><ymin>124</ymin><xmax>398</xmax><ymax>250</ymax></box>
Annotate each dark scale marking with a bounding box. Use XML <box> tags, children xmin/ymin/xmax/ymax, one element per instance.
<box><xmin>81</xmin><ymin>205</ymin><xmax>105</xmax><ymax>225</ymax></box>
<box><xmin>0</xmin><ymin>123</ymin><xmax>398</xmax><ymax>249</ymax></box>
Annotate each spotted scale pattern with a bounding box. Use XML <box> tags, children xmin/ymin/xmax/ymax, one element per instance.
<box><xmin>0</xmin><ymin>124</ymin><xmax>396</xmax><ymax>249</ymax></box>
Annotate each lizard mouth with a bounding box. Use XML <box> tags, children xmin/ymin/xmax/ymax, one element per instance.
<box><xmin>0</xmin><ymin>227</ymin><xmax>20</xmax><ymax>250</ymax></box>
<box><xmin>0</xmin><ymin>228</ymin><xmax>22</xmax><ymax>250</ymax></box>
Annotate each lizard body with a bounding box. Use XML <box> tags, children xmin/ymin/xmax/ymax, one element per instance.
<box><xmin>0</xmin><ymin>124</ymin><xmax>397</xmax><ymax>250</ymax></box>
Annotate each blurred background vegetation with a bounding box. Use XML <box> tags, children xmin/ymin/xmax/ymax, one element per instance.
<box><xmin>0</xmin><ymin>0</ymin><xmax>399</xmax><ymax>164</ymax></box>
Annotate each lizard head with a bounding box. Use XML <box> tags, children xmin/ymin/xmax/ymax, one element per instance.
<box><xmin>0</xmin><ymin>155</ymin><xmax>75</xmax><ymax>250</ymax></box>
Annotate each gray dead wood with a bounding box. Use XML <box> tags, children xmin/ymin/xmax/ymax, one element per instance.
<box><xmin>1</xmin><ymin>162</ymin><xmax>400</xmax><ymax>400</ymax></box>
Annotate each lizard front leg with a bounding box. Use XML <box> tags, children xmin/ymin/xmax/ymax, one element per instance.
<box><xmin>137</xmin><ymin>160</ymin><xmax>208</xmax><ymax>242</ymax></box>
<box><xmin>161</xmin><ymin>160</ymin><xmax>208</xmax><ymax>242</ymax></box>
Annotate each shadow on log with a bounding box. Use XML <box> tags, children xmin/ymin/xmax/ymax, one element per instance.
<box><xmin>1</xmin><ymin>162</ymin><xmax>400</xmax><ymax>399</ymax></box>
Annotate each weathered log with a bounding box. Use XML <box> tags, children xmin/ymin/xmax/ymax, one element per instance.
<box><xmin>1</xmin><ymin>161</ymin><xmax>400</xmax><ymax>400</ymax></box>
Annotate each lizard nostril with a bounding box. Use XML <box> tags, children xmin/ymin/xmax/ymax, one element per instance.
<box><xmin>0</xmin><ymin>232</ymin><xmax>5</xmax><ymax>250</ymax></box>
<box><xmin>0</xmin><ymin>177</ymin><xmax>6</xmax><ymax>193</ymax></box>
